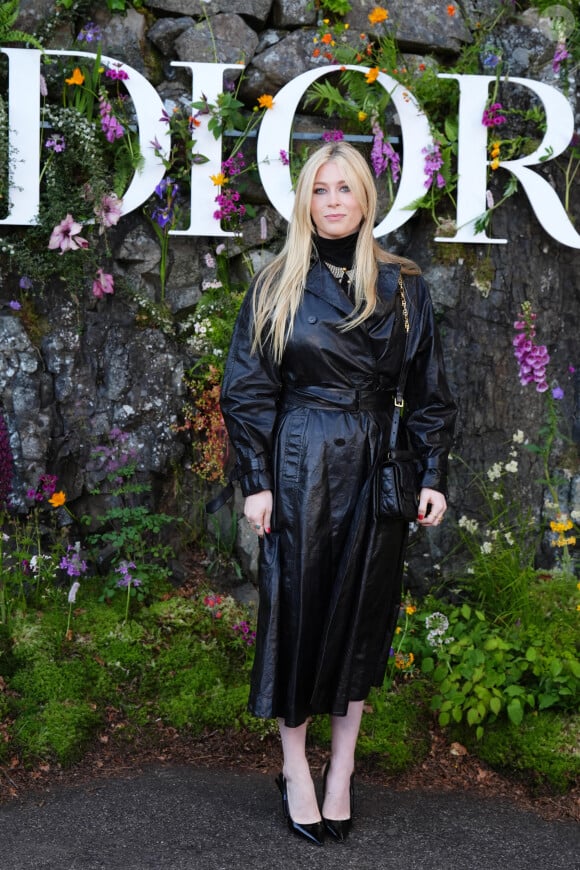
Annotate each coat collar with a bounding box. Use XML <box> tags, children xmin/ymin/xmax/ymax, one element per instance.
<box><xmin>305</xmin><ymin>257</ymin><xmax>402</xmax><ymax>318</ymax></box>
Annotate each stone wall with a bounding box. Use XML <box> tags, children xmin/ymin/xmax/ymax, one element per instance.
<box><xmin>1</xmin><ymin>0</ymin><xmax>578</xmax><ymax>589</ymax></box>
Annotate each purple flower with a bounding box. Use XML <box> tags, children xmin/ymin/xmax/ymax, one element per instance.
<box><xmin>115</xmin><ymin>561</ymin><xmax>141</xmax><ymax>588</ymax></box>
<box><xmin>105</xmin><ymin>66</ymin><xmax>130</xmax><ymax>81</ymax></box>
<box><xmin>48</xmin><ymin>214</ymin><xmax>89</xmax><ymax>253</ymax></box>
<box><xmin>482</xmin><ymin>102</ymin><xmax>507</xmax><ymax>127</ymax></box>
<box><xmin>77</xmin><ymin>22</ymin><xmax>102</xmax><ymax>43</ymax></box>
<box><xmin>370</xmin><ymin>124</ymin><xmax>400</xmax><ymax>183</ymax></box>
<box><xmin>222</xmin><ymin>152</ymin><xmax>246</xmax><ymax>178</ymax></box>
<box><xmin>19</xmin><ymin>276</ymin><xmax>33</xmax><ymax>291</ymax></box>
<box><xmin>45</xmin><ymin>134</ymin><xmax>66</xmax><ymax>153</ymax></box>
<box><xmin>99</xmin><ymin>95</ymin><xmax>125</xmax><ymax>142</ymax></box>
<box><xmin>279</xmin><ymin>149</ymin><xmax>290</xmax><ymax>166</ymax></box>
<box><xmin>422</xmin><ymin>142</ymin><xmax>446</xmax><ymax>189</ymax></box>
<box><xmin>322</xmin><ymin>129</ymin><xmax>344</xmax><ymax>142</ymax></box>
<box><xmin>482</xmin><ymin>53</ymin><xmax>500</xmax><ymax>69</ymax></box>
<box><xmin>513</xmin><ymin>308</ymin><xmax>551</xmax><ymax>393</ymax></box>
<box><xmin>552</xmin><ymin>43</ymin><xmax>570</xmax><ymax>75</ymax></box>
<box><xmin>95</xmin><ymin>192</ymin><xmax>123</xmax><ymax>230</ymax></box>
<box><xmin>552</xmin><ymin>386</ymin><xmax>564</xmax><ymax>400</ymax></box>
<box><xmin>92</xmin><ymin>269</ymin><xmax>115</xmax><ymax>299</ymax></box>
<box><xmin>60</xmin><ymin>545</ymin><xmax>87</xmax><ymax>577</ymax></box>
<box><xmin>9</xmin><ymin>300</ymin><xmax>21</xmax><ymax>310</ymax></box>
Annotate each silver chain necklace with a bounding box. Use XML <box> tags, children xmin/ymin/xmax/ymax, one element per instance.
<box><xmin>324</xmin><ymin>260</ymin><xmax>356</xmax><ymax>290</ymax></box>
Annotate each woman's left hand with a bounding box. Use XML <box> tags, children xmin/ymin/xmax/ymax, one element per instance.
<box><xmin>417</xmin><ymin>488</ymin><xmax>447</xmax><ymax>527</ymax></box>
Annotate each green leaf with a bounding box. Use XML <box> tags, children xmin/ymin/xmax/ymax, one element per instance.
<box><xmin>466</xmin><ymin>707</ymin><xmax>479</xmax><ymax>726</ymax></box>
<box><xmin>489</xmin><ymin>697</ymin><xmax>502</xmax><ymax>715</ymax></box>
<box><xmin>460</xmin><ymin>604</ymin><xmax>472</xmax><ymax>620</ymax></box>
<box><xmin>439</xmin><ymin>711</ymin><xmax>450</xmax><ymax>727</ymax></box>
<box><xmin>525</xmin><ymin>647</ymin><xmax>538</xmax><ymax>662</ymax></box>
<box><xmin>550</xmin><ymin>659</ymin><xmax>563</xmax><ymax>678</ymax></box>
<box><xmin>507</xmin><ymin>698</ymin><xmax>524</xmax><ymax>726</ymax></box>
<box><xmin>421</xmin><ymin>656</ymin><xmax>434</xmax><ymax>674</ymax></box>
<box><xmin>476</xmin><ymin>725</ymin><xmax>484</xmax><ymax>741</ymax></box>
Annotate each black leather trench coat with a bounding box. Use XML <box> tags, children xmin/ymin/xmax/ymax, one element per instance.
<box><xmin>220</xmin><ymin>259</ymin><xmax>457</xmax><ymax>727</ymax></box>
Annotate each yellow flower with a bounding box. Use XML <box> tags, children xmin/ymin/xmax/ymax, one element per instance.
<box><xmin>358</xmin><ymin>111</ymin><xmax>368</xmax><ymax>122</ymax></box>
<box><xmin>550</xmin><ymin>519</ymin><xmax>573</xmax><ymax>533</ymax></box>
<box><xmin>576</xmin><ymin>582</ymin><xmax>580</xmax><ymax>591</ymax></box>
<box><xmin>49</xmin><ymin>491</ymin><xmax>66</xmax><ymax>508</ymax></box>
<box><xmin>323</xmin><ymin>18</ymin><xmax>329</xmax><ymax>24</ymax></box>
<box><xmin>490</xmin><ymin>157</ymin><xmax>500</xmax><ymax>171</ymax></box>
<box><xmin>395</xmin><ymin>626</ymin><xmax>402</xmax><ymax>634</ymax></box>
<box><xmin>368</xmin><ymin>7</ymin><xmax>389</xmax><ymax>25</ymax></box>
<box><xmin>210</xmin><ymin>173</ymin><xmax>228</xmax><ymax>186</ymax></box>
<box><xmin>65</xmin><ymin>67</ymin><xmax>85</xmax><ymax>86</ymax></box>
<box><xmin>405</xmin><ymin>605</ymin><xmax>417</xmax><ymax>615</ymax></box>
<box><xmin>365</xmin><ymin>66</ymin><xmax>380</xmax><ymax>84</ymax></box>
<box><xmin>257</xmin><ymin>94</ymin><xmax>274</xmax><ymax>110</ymax></box>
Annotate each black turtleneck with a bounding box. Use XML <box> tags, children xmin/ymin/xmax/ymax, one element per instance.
<box><xmin>313</xmin><ymin>231</ymin><xmax>358</xmax><ymax>269</ymax></box>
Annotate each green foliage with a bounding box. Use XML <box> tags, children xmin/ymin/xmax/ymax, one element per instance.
<box><xmin>0</xmin><ymin>0</ymin><xmax>43</xmax><ymax>49</ymax></box>
<box><xmin>409</xmin><ymin>600</ymin><xmax>580</xmax><ymax>739</ymax></box>
<box><xmin>454</xmin><ymin>711</ymin><xmax>580</xmax><ymax>793</ymax></box>
<box><xmin>357</xmin><ymin>681</ymin><xmax>432</xmax><ymax>773</ymax></box>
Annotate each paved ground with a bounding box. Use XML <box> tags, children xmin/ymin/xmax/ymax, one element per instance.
<box><xmin>1</xmin><ymin>765</ymin><xmax>579</xmax><ymax>870</ymax></box>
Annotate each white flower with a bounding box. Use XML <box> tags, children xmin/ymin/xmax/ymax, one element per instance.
<box><xmin>458</xmin><ymin>515</ymin><xmax>479</xmax><ymax>534</ymax></box>
<box><xmin>492</xmin><ymin>491</ymin><xmax>502</xmax><ymax>501</ymax></box>
<box><xmin>68</xmin><ymin>581</ymin><xmax>81</xmax><ymax>604</ymax></box>
<box><xmin>571</xmin><ymin>510</ymin><xmax>580</xmax><ymax>522</ymax></box>
<box><xmin>486</xmin><ymin>462</ymin><xmax>502</xmax><ymax>481</ymax></box>
<box><xmin>504</xmin><ymin>460</ymin><xmax>518</xmax><ymax>473</ymax></box>
<box><xmin>481</xmin><ymin>541</ymin><xmax>493</xmax><ymax>554</ymax></box>
<box><xmin>512</xmin><ymin>430</ymin><xmax>525</xmax><ymax>443</ymax></box>
<box><xmin>467</xmin><ymin>567</ymin><xmax>475</xmax><ymax>574</ymax></box>
<box><xmin>504</xmin><ymin>532</ymin><xmax>514</xmax><ymax>545</ymax></box>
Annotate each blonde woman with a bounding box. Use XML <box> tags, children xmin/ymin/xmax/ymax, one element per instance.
<box><xmin>219</xmin><ymin>141</ymin><xmax>456</xmax><ymax>845</ymax></box>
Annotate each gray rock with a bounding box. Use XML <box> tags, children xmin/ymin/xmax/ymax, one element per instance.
<box><xmin>147</xmin><ymin>17</ymin><xmax>194</xmax><ymax>56</ymax></box>
<box><xmin>239</xmin><ymin>28</ymin><xmax>318</xmax><ymax>103</ymax></box>
<box><xmin>346</xmin><ymin>0</ymin><xmax>473</xmax><ymax>54</ymax></box>
<box><xmin>272</xmin><ymin>0</ymin><xmax>317</xmax><ymax>27</ymax></box>
<box><xmin>174</xmin><ymin>14</ymin><xmax>260</xmax><ymax>65</ymax></box>
<box><xmin>145</xmin><ymin>0</ymin><xmax>273</xmax><ymax>22</ymax></box>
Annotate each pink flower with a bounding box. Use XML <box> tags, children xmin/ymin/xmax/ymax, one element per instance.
<box><xmin>48</xmin><ymin>214</ymin><xmax>89</xmax><ymax>253</ymax></box>
<box><xmin>92</xmin><ymin>269</ymin><xmax>115</xmax><ymax>299</ymax></box>
<box><xmin>95</xmin><ymin>193</ymin><xmax>123</xmax><ymax>230</ymax></box>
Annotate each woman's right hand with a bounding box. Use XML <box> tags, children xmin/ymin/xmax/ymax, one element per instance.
<box><xmin>244</xmin><ymin>490</ymin><xmax>273</xmax><ymax>537</ymax></box>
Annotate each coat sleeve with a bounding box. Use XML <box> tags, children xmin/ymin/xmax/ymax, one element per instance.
<box><xmin>219</xmin><ymin>286</ymin><xmax>282</xmax><ymax>497</ymax></box>
<box><xmin>403</xmin><ymin>276</ymin><xmax>457</xmax><ymax>495</ymax></box>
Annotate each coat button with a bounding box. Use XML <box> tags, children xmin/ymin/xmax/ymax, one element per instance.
<box><xmin>307</xmin><ymin>315</ymin><xmax>317</xmax><ymax>324</ymax></box>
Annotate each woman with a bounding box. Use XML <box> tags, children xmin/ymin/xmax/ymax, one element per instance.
<box><xmin>218</xmin><ymin>141</ymin><xmax>456</xmax><ymax>845</ymax></box>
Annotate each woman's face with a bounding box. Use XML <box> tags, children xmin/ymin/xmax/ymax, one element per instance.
<box><xmin>310</xmin><ymin>160</ymin><xmax>364</xmax><ymax>239</ymax></box>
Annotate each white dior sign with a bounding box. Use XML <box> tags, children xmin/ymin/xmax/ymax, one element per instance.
<box><xmin>2</xmin><ymin>49</ymin><xmax>579</xmax><ymax>248</ymax></box>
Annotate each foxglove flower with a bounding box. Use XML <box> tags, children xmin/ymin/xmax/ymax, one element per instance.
<box><xmin>48</xmin><ymin>214</ymin><xmax>89</xmax><ymax>253</ymax></box>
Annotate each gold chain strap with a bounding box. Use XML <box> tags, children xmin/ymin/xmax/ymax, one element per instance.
<box><xmin>398</xmin><ymin>274</ymin><xmax>409</xmax><ymax>334</ymax></box>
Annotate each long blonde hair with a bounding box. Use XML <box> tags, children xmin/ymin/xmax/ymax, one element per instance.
<box><xmin>252</xmin><ymin>141</ymin><xmax>420</xmax><ymax>363</ymax></box>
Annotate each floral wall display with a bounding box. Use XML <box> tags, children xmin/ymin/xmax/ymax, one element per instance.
<box><xmin>0</xmin><ymin>0</ymin><xmax>578</xmax><ymax>591</ymax></box>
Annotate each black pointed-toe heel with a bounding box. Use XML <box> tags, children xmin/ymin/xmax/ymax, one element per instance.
<box><xmin>275</xmin><ymin>773</ymin><xmax>325</xmax><ymax>846</ymax></box>
<box><xmin>321</xmin><ymin>761</ymin><xmax>355</xmax><ymax>842</ymax></box>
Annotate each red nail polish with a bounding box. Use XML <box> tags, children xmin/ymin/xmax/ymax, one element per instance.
<box><xmin>418</xmin><ymin>513</ymin><xmax>424</xmax><ymax>520</ymax></box>
<box><xmin>265</xmin><ymin>527</ymin><xmax>271</xmax><ymax>534</ymax></box>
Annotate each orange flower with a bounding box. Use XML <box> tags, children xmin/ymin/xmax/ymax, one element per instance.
<box><xmin>418</xmin><ymin>62</ymin><xmax>426</xmax><ymax>71</ymax></box>
<box><xmin>368</xmin><ymin>6</ymin><xmax>389</xmax><ymax>25</ymax></box>
<box><xmin>321</xmin><ymin>32</ymin><xmax>333</xmax><ymax>45</ymax></box>
<box><xmin>49</xmin><ymin>491</ymin><xmax>66</xmax><ymax>508</ymax></box>
<box><xmin>313</xmin><ymin>48</ymin><xmax>321</xmax><ymax>58</ymax></box>
<box><xmin>65</xmin><ymin>67</ymin><xmax>85</xmax><ymax>86</ymax></box>
<box><xmin>257</xmin><ymin>93</ymin><xmax>274</xmax><ymax>110</ymax></box>
<box><xmin>365</xmin><ymin>67</ymin><xmax>380</xmax><ymax>84</ymax></box>
<box><xmin>447</xmin><ymin>4</ymin><xmax>456</xmax><ymax>15</ymax></box>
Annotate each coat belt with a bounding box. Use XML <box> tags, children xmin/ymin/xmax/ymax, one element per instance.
<box><xmin>280</xmin><ymin>384</ymin><xmax>394</xmax><ymax>412</ymax></box>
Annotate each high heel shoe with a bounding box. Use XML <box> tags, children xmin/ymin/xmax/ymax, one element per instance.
<box><xmin>321</xmin><ymin>760</ymin><xmax>355</xmax><ymax>842</ymax></box>
<box><xmin>275</xmin><ymin>773</ymin><xmax>325</xmax><ymax>846</ymax></box>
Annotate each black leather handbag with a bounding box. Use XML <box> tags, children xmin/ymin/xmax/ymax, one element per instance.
<box><xmin>375</xmin><ymin>275</ymin><xmax>421</xmax><ymax>522</ymax></box>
